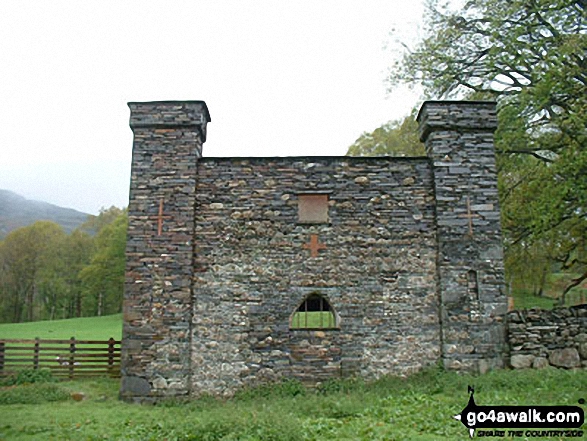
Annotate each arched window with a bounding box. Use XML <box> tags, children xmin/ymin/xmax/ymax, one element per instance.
<box><xmin>290</xmin><ymin>294</ymin><xmax>337</xmax><ymax>329</ymax></box>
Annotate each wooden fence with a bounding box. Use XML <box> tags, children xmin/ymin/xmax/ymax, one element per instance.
<box><xmin>0</xmin><ymin>338</ymin><xmax>120</xmax><ymax>379</ymax></box>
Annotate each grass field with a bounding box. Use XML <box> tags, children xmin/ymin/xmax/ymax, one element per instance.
<box><xmin>511</xmin><ymin>272</ymin><xmax>587</xmax><ymax>310</ymax></box>
<box><xmin>511</xmin><ymin>289</ymin><xmax>586</xmax><ymax>310</ymax></box>
<box><xmin>290</xmin><ymin>311</ymin><xmax>336</xmax><ymax>329</ymax></box>
<box><xmin>0</xmin><ymin>316</ymin><xmax>586</xmax><ymax>439</ymax></box>
<box><xmin>0</xmin><ymin>314</ymin><xmax>122</xmax><ymax>341</ymax></box>
<box><xmin>0</xmin><ymin>367</ymin><xmax>585</xmax><ymax>440</ymax></box>
<box><xmin>510</xmin><ymin>289</ymin><xmax>557</xmax><ymax>310</ymax></box>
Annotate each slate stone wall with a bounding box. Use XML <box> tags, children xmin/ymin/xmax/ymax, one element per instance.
<box><xmin>418</xmin><ymin>101</ymin><xmax>508</xmax><ymax>373</ymax></box>
<box><xmin>508</xmin><ymin>306</ymin><xmax>587</xmax><ymax>369</ymax></box>
<box><xmin>120</xmin><ymin>100</ymin><xmax>509</xmax><ymax>402</ymax></box>
<box><xmin>191</xmin><ymin>157</ymin><xmax>441</xmax><ymax>396</ymax></box>
<box><xmin>120</xmin><ymin>101</ymin><xmax>210</xmax><ymax>403</ymax></box>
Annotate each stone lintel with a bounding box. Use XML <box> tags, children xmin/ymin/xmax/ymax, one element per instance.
<box><xmin>417</xmin><ymin>100</ymin><xmax>498</xmax><ymax>143</ymax></box>
<box><xmin>128</xmin><ymin>100</ymin><xmax>211</xmax><ymax>141</ymax></box>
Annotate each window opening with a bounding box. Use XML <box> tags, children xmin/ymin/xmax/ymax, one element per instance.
<box><xmin>290</xmin><ymin>294</ymin><xmax>336</xmax><ymax>329</ymax></box>
<box><xmin>467</xmin><ymin>270</ymin><xmax>479</xmax><ymax>301</ymax></box>
<box><xmin>298</xmin><ymin>194</ymin><xmax>329</xmax><ymax>223</ymax></box>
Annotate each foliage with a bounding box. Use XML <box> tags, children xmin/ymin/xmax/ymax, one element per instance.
<box><xmin>316</xmin><ymin>376</ymin><xmax>367</xmax><ymax>395</ymax></box>
<box><xmin>347</xmin><ymin>112</ymin><xmax>425</xmax><ymax>157</ymax></box>
<box><xmin>0</xmin><ymin>221</ymin><xmax>67</xmax><ymax>322</ymax></box>
<box><xmin>0</xmin><ymin>368</ymin><xmax>55</xmax><ymax>386</ymax></box>
<box><xmin>79</xmin><ymin>211</ymin><xmax>127</xmax><ymax>316</ymax></box>
<box><xmin>0</xmin><ymin>207</ymin><xmax>127</xmax><ymax>323</ymax></box>
<box><xmin>234</xmin><ymin>378</ymin><xmax>307</xmax><ymax>401</ymax></box>
<box><xmin>0</xmin><ymin>369</ymin><xmax>585</xmax><ymax>440</ymax></box>
<box><xmin>388</xmin><ymin>0</ymin><xmax>587</xmax><ymax>298</ymax></box>
<box><xmin>81</xmin><ymin>206</ymin><xmax>126</xmax><ymax>235</ymax></box>
<box><xmin>0</xmin><ymin>382</ymin><xmax>70</xmax><ymax>405</ymax></box>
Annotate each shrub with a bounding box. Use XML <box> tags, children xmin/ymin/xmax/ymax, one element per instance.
<box><xmin>234</xmin><ymin>378</ymin><xmax>306</xmax><ymax>400</ymax></box>
<box><xmin>0</xmin><ymin>383</ymin><xmax>70</xmax><ymax>405</ymax></box>
<box><xmin>0</xmin><ymin>368</ymin><xmax>55</xmax><ymax>386</ymax></box>
<box><xmin>316</xmin><ymin>376</ymin><xmax>365</xmax><ymax>395</ymax></box>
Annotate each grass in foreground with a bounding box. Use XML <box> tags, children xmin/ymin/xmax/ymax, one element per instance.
<box><xmin>0</xmin><ymin>367</ymin><xmax>584</xmax><ymax>440</ymax></box>
<box><xmin>0</xmin><ymin>313</ymin><xmax>122</xmax><ymax>341</ymax></box>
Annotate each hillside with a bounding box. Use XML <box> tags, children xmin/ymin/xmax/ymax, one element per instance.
<box><xmin>0</xmin><ymin>189</ymin><xmax>91</xmax><ymax>238</ymax></box>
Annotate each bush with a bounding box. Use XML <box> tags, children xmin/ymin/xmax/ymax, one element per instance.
<box><xmin>0</xmin><ymin>368</ymin><xmax>55</xmax><ymax>386</ymax></box>
<box><xmin>0</xmin><ymin>382</ymin><xmax>70</xmax><ymax>405</ymax></box>
<box><xmin>234</xmin><ymin>378</ymin><xmax>306</xmax><ymax>400</ymax></box>
<box><xmin>316</xmin><ymin>377</ymin><xmax>365</xmax><ymax>395</ymax></box>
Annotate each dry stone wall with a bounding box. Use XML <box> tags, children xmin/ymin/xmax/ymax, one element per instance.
<box><xmin>191</xmin><ymin>157</ymin><xmax>441</xmax><ymax>396</ymax></box>
<box><xmin>508</xmin><ymin>306</ymin><xmax>587</xmax><ymax>369</ymax></box>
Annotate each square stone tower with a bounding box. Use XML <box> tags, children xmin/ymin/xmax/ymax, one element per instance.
<box><xmin>121</xmin><ymin>101</ymin><xmax>210</xmax><ymax>402</ymax></box>
<box><xmin>418</xmin><ymin>101</ymin><xmax>508</xmax><ymax>373</ymax></box>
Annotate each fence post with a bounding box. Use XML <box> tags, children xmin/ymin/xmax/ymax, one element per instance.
<box><xmin>33</xmin><ymin>337</ymin><xmax>40</xmax><ymax>370</ymax></box>
<box><xmin>69</xmin><ymin>337</ymin><xmax>76</xmax><ymax>379</ymax></box>
<box><xmin>0</xmin><ymin>341</ymin><xmax>4</xmax><ymax>375</ymax></box>
<box><xmin>108</xmin><ymin>338</ymin><xmax>115</xmax><ymax>377</ymax></box>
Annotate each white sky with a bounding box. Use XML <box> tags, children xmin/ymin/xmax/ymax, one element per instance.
<box><xmin>0</xmin><ymin>1</ymin><xmax>424</xmax><ymax>215</ymax></box>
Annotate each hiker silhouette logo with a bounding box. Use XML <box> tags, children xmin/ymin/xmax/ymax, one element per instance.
<box><xmin>453</xmin><ymin>386</ymin><xmax>584</xmax><ymax>438</ymax></box>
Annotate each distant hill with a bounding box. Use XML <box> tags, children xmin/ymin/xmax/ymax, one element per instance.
<box><xmin>0</xmin><ymin>189</ymin><xmax>91</xmax><ymax>239</ymax></box>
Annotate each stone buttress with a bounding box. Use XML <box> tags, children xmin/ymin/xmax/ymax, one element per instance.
<box><xmin>417</xmin><ymin>101</ymin><xmax>508</xmax><ymax>372</ymax></box>
<box><xmin>120</xmin><ymin>101</ymin><xmax>210</xmax><ymax>403</ymax></box>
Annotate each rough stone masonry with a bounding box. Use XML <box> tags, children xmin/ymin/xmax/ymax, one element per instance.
<box><xmin>120</xmin><ymin>100</ymin><xmax>508</xmax><ymax>402</ymax></box>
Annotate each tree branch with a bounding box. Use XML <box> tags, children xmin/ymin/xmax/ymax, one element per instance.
<box><xmin>559</xmin><ymin>270</ymin><xmax>587</xmax><ymax>305</ymax></box>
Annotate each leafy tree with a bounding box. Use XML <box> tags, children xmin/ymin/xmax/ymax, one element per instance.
<box><xmin>43</xmin><ymin>229</ymin><xmax>94</xmax><ymax>319</ymax></box>
<box><xmin>79</xmin><ymin>211</ymin><xmax>127</xmax><ymax>316</ymax></box>
<box><xmin>347</xmin><ymin>112</ymin><xmax>425</xmax><ymax>157</ymax></box>
<box><xmin>388</xmin><ymin>0</ymin><xmax>587</xmax><ymax>299</ymax></box>
<box><xmin>0</xmin><ymin>206</ymin><xmax>128</xmax><ymax>323</ymax></box>
<box><xmin>80</xmin><ymin>206</ymin><xmax>126</xmax><ymax>235</ymax></box>
<box><xmin>0</xmin><ymin>222</ymin><xmax>66</xmax><ymax>322</ymax></box>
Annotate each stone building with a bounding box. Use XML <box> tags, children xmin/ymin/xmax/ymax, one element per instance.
<box><xmin>120</xmin><ymin>100</ymin><xmax>508</xmax><ymax>402</ymax></box>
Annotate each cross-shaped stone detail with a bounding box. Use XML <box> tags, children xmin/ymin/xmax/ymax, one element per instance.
<box><xmin>303</xmin><ymin>234</ymin><xmax>326</xmax><ymax>258</ymax></box>
<box><xmin>151</xmin><ymin>199</ymin><xmax>172</xmax><ymax>236</ymax></box>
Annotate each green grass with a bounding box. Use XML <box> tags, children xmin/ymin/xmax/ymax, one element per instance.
<box><xmin>511</xmin><ymin>287</ymin><xmax>586</xmax><ymax>310</ymax></box>
<box><xmin>0</xmin><ymin>314</ymin><xmax>122</xmax><ymax>341</ymax></box>
<box><xmin>0</xmin><ymin>368</ymin><xmax>584</xmax><ymax>440</ymax></box>
<box><xmin>290</xmin><ymin>311</ymin><xmax>336</xmax><ymax>329</ymax></box>
<box><xmin>510</xmin><ymin>289</ymin><xmax>557</xmax><ymax>310</ymax></box>
<box><xmin>511</xmin><ymin>272</ymin><xmax>587</xmax><ymax>310</ymax></box>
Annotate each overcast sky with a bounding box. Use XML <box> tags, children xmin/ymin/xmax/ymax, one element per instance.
<box><xmin>0</xmin><ymin>1</ymin><xmax>425</xmax><ymax>215</ymax></box>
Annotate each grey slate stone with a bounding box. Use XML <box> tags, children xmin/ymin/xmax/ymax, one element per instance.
<box><xmin>550</xmin><ymin>348</ymin><xmax>581</xmax><ymax>368</ymax></box>
<box><xmin>121</xmin><ymin>376</ymin><xmax>151</xmax><ymax>396</ymax></box>
<box><xmin>120</xmin><ymin>100</ymin><xmax>510</xmax><ymax>402</ymax></box>
<box><xmin>510</xmin><ymin>354</ymin><xmax>535</xmax><ymax>369</ymax></box>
